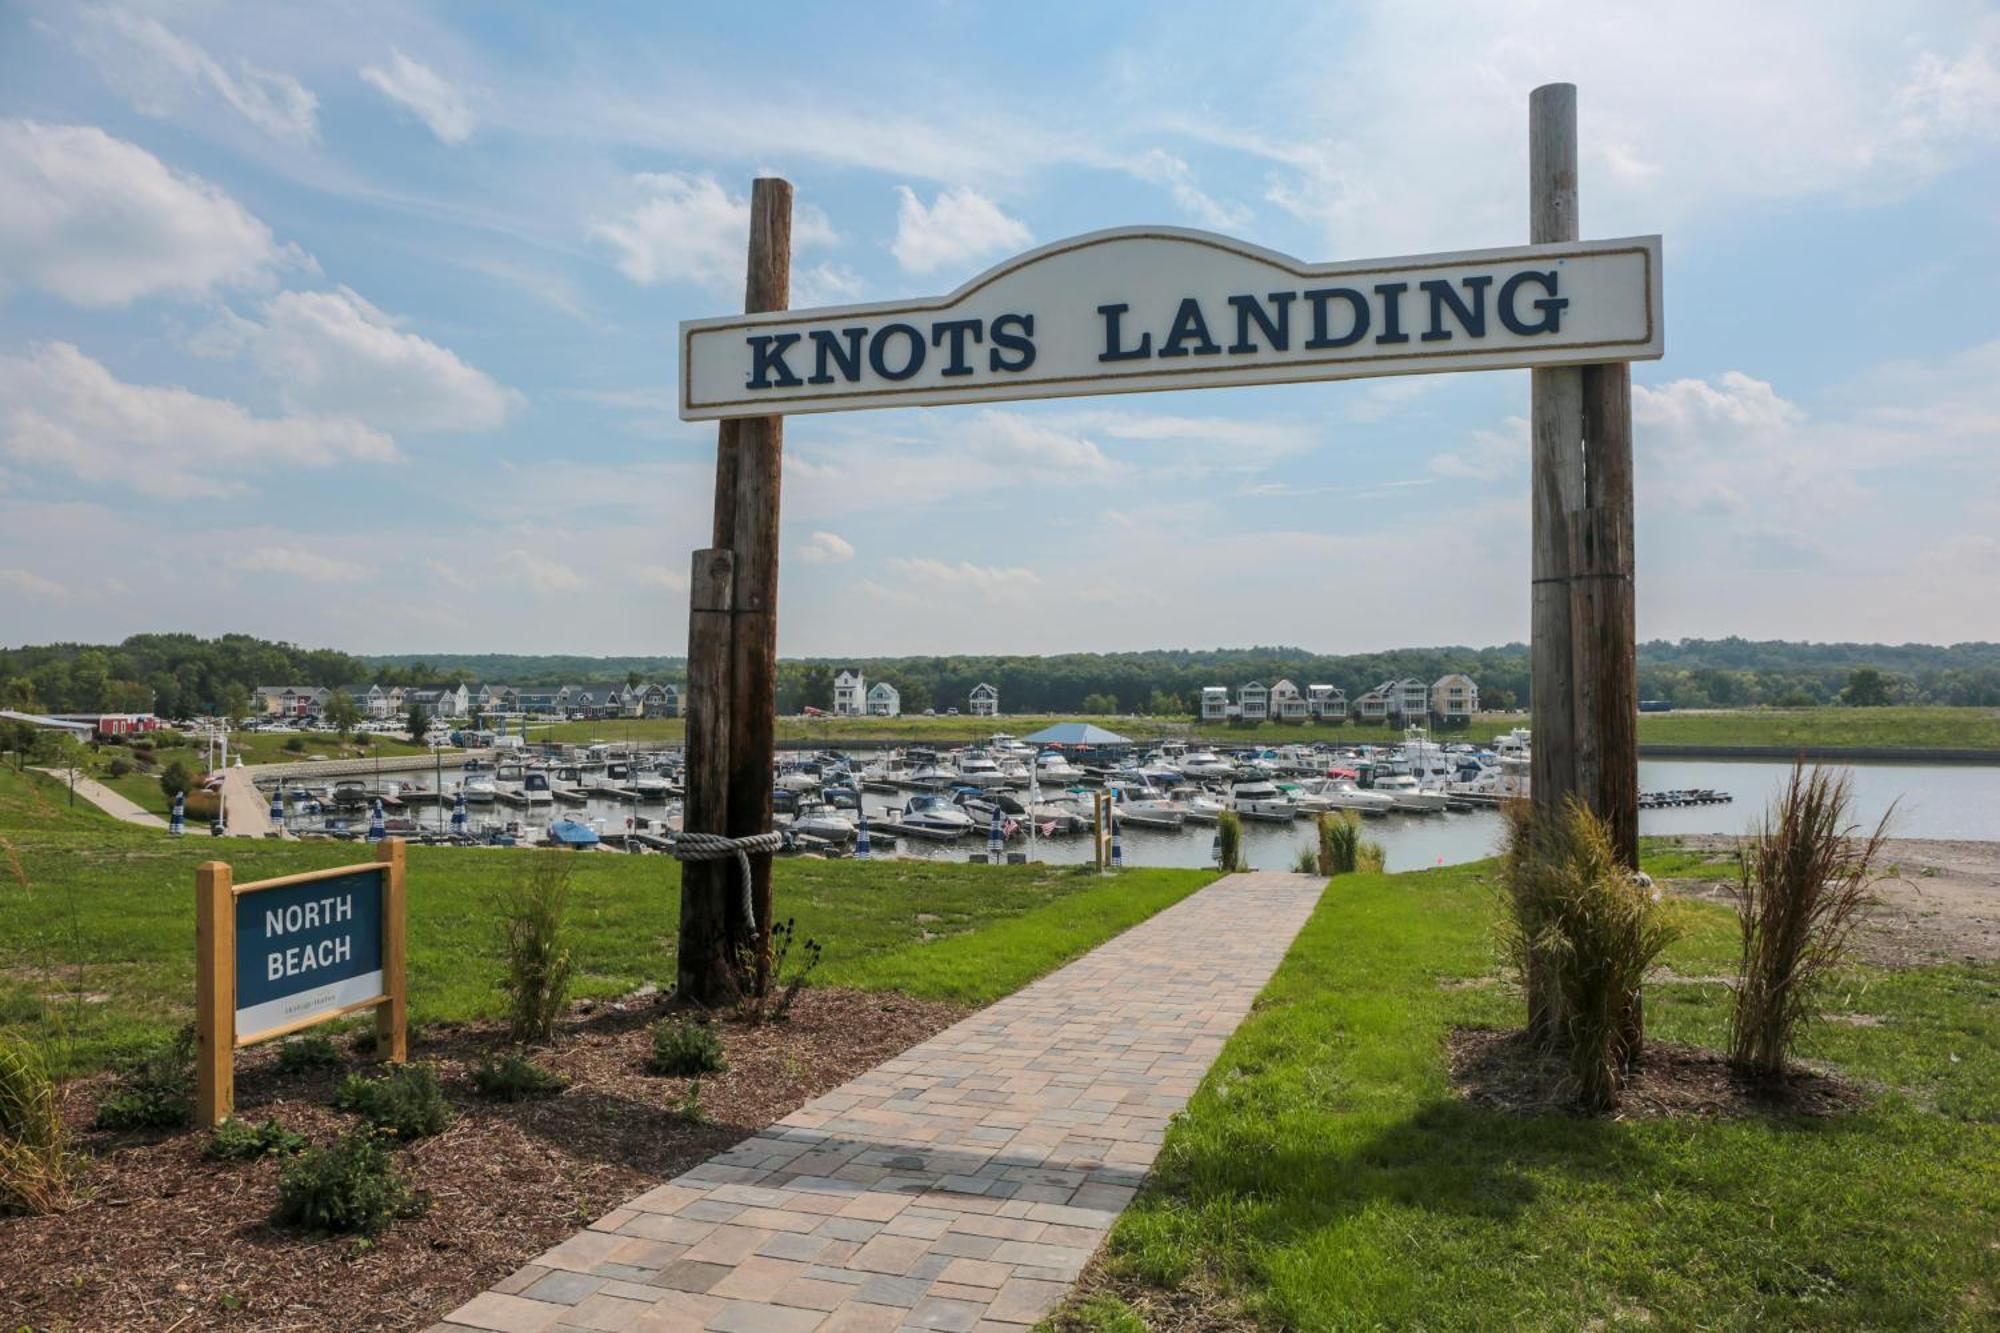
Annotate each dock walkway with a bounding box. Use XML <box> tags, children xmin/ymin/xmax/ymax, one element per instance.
<box><xmin>432</xmin><ymin>871</ymin><xmax>1326</xmax><ymax>1333</ymax></box>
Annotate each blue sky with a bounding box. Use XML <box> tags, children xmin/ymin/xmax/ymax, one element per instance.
<box><xmin>2</xmin><ymin>0</ymin><xmax>1997</xmax><ymax>656</ymax></box>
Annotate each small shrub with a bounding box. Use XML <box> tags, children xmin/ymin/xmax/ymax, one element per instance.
<box><xmin>272</xmin><ymin>1131</ymin><xmax>424</xmax><ymax>1235</ymax></box>
<box><xmin>92</xmin><ymin>1027</ymin><xmax>195</xmax><ymax>1131</ymax></box>
<box><xmin>1216</xmin><ymin>810</ymin><xmax>1244</xmax><ymax>872</ymax></box>
<box><xmin>470</xmin><ymin>1052</ymin><xmax>568</xmax><ymax>1102</ymax></box>
<box><xmin>498</xmin><ymin>853</ymin><xmax>575</xmax><ymax>1043</ymax></box>
<box><xmin>105</xmin><ymin>756</ymin><xmax>133</xmax><ymax>779</ymax></box>
<box><xmin>647</xmin><ymin>1018</ymin><xmax>727</xmax><ymax>1077</ymax></box>
<box><xmin>1317</xmin><ymin>811</ymin><xmax>1361</xmax><ymax>875</ymax></box>
<box><xmin>204</xmin><ymin>1116</ymin><xmax>306</xmax><ymax>1161</ymax></box>
<box><xmin>0</xmin><ymin>1035</ymin><xmax>72</xmax><ymax>1215</ymax></box>
<box><xmin>158</xmin><ymin>759</ymin><xmax>193</xmax><ymax>801</ymax></box>
<box><xmin>1292</xmin><ymin>843</ymin><xmax>1321</xmax><ymax>874</ymax></box>
<box><xmin>1730</xmin><ymin>764</ymin><xmax>1890</xmax><ymax>1080</ymax></box>
<box><xmin>282</xmin><ymin>736</ymin><xmax>307</xmax><ymax>753</ymax></box>
<box><xmin>1358</xmin><ymin>840</ymin><xmax>1386</xmax><ymax>874</ymax></box>
<box><xmin>736</xmin><ymin>918</ymin><xmax>824</xmax><ymax>1024</ymax></box>
<box><xmin>275</xmin><ymin>1034</ymin><xmax>342</xmax><ymax>1075</ymax></box>
<box><xmin>349</xmin><ymin>1028</ymin><xmax>378</xmax><ymax>1057</ymax></box>
<box><xmin>332</xmin><ymin>1063</ymin><xmax>452</xmax><ymax>1140</ymax></box>
<box><xmin>671</xmin><ymin>1079</ymin><xmax>708</xmax><ymax>1125</ymax></box>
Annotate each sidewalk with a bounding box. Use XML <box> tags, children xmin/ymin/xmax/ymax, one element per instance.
<box><xmin>33</xmin><ymin>767</ymin><xmax>167</xmax><ymax>829</ymax></box>
<box><xmin>433</xmin><ymin>871</ymin><xmax>1327</xmax><ymax>1333</ymax></box>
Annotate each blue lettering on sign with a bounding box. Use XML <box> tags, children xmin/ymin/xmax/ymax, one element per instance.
<box><xmin>235</xmin><ymin>870</ymin><xmax>383</xmax><ymax>1013</ymax></box>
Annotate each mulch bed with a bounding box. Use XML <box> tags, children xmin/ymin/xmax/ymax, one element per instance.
<box><xmin>1448</xmin><ymin>1027</ymin><xmax>1867</xmax><ymax>1120</ymax></box>
<box><xmin>2</xmin><ymin>987</ymin><xmax>966</xmax><ymax>1332</ymax></box>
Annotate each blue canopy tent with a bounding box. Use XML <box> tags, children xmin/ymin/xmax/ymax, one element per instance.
<box><xmin>1019</xmin><ymin>722</ymin><xmax>1131</xmax><ymax>746</ymax></box>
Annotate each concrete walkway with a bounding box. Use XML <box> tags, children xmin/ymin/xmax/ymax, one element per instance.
<box><xmin>33</xmin><ymin>768</ymin><xmax>166</xmax><ymax>829</ymax></box>
<box><xmin>433</xmin><ymin>872</ymin><xmax>1326</xmax><ymax>1333</ymax></box>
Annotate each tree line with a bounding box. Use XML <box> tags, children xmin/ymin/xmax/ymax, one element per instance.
<box><xmin>3</xmin><ymin>634</ymin><xmax>1998</xmax><ymax>718</ymax></box>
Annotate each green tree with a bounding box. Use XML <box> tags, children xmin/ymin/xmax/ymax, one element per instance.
<box><xmin>797</xmin><ymin>665</ymin><xmax>834</xmax><ymax>713</ymax></box>
<box><xmin>158</xmin><ymin>758</ymin><xmax>193</xmax><ymax>800</ymax></box>
<box><xmin>1080</xmin><ymin>692</ymin><xmax>1119</xmax><ymax>715</ymax></box>
<box><xmin>0</xmin><ymin>676</ymin><xmax>36</xmax><ymax>710</ymax></box>
<box><xmin>1841</xmin><ymin>667</ymin><xmax>1893</xmax><ymax>707</ymax></box>
<box><xmin>216</xmin><ymin>682</ymin><xmax>251</xmax><ymax>721</ymax></box>
<box><xmin>323</xmin><ymin>691</ymin><xmax>362</xmax><ymax>736</ymax></box>
<box><xmin>407</xmin><ymin>703</ymin><xmax>431</xmax><ymax>745</ymax></box>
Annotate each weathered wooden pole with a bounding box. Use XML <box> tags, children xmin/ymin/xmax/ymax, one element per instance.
<box><xmin>676</xmin><ymin>548</ymin><xmax>736</xmax><ymax>1004</ymax></box>
<box><xmin>717</xmin><ymin>178</ymin><xmax>790</xmax><ymax>996</ymax></box>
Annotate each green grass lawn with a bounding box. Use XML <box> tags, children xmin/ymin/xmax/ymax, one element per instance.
<box><xmin>1061</xmin><ymin>860</ymin><xmax>1998</xmax><ymax>1330</ymax></box>
<box><xmin>0</xmin><ymin>767</ymin><xmax>1215</xmax><ymax>1074</ymax></box>
<box><xmin>529</xmin><ymin>707</ymin><xmax>2000</xmax><ymax>753</ymax></box>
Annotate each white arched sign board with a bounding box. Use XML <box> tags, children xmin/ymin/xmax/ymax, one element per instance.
<box><xmin>679</xmin><ymin>228</ymin><xmax>1662</xmax><ymax>420</ymax></box>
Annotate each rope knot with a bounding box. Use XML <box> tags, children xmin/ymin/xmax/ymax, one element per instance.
<box><xmin>670</xmin><ymin>830</ymin><xmax>783</xmax><ymax>931</ymax></box>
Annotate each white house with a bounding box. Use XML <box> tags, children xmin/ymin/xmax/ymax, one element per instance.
<box><xmin>406</xmin><ymin>683</ymin><xmax>468</xmax><ymax>720</ymax></box>
<box><xmin>968</xmin><ymin>682</ymin><xmax>999</xmax><ymax>717</ymax></box>
<box><xmin>866</xmin><ymin>681</ymin><xmax>901</xmax><ymax>717</ymax></box>
<box><xmin>1431</xmin><ymin>674</ymin><xmax>1479</xmax><ymax>722</ymax></box>
<box><xmin>474</xmin><ymin>684</ymin><xmax>513</xmax><ymax>716</ymax></box>
<box><xmin>1353</xmin><ymin>686</ymin><xmax>1393</xmax><ymax>722</ymax></box>
<box><xmin>1237</xmin><ymin>681</ymin><xmax>1269</xmax><ymax>721</ymax></box>
<box><xmin>1199</xmin><ymin>685</ymin><xmax>1231</xmax><ymax>721</ymax></box>
<box><xmin>341</xmin><ymin>684</ymin><xmax>391</xmax><ymax>719</ymax></box>
<box><xmin>1306</xmin><ymin>684</ymin><xmax>1347</xmax><ymax>720</ymax></box>
<box><xmin>832</xmin><ymin>669</ymin><xmax>866</xmax><ymax>717</ymax></box>
<box><xmin>1270</xmin><ymin>678</ymin><xmax>1308</xmax><ymax>722</ymax></box>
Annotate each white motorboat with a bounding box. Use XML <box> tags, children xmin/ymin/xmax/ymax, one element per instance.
<box><xmin>775</xmin><ymin>762</ymin><xmax>823</xmax><ymax>792</ymax></box>
<box><xmin>1034</xmin><ymin>752</ymin><xmax>1084</xmax><ymax>784</ymax></box>
<box><xmin>1179</xmin><ymin>749</ymin><xmax>1236</xmax><ymax>779</ymax></box>
<box><xmin>1300</xmin><ymin>776</ymin><xmax>1396</xmax><ymax>815</ymax></box>
<box><xmin>521</xmin><ymin>770</ymin><xmax>555</xmax><ymax>805</ymax></box>
<box><xmin>906</xmin><ymin>762</ymin><xmax>957</xmax><ymax>789</ymax></box>
<box><xmin>1230</xmin><ymin>779</ymin><xmax>1299</xmax><ymax>822</ymax></box>
<box><xmin>1110</xmin><ymin>782</ymin><xmax>1185</xmax><ymax>830</ymax></box>
<box><xmin>955</xmin><ymin>750</ymin><xmax>1012</xmax><ymax>789</ymax></box>
<box><xmin>790</xmin><ymin>798</ymin><xmax>855</xmax><ymax>842</ymax></box>
<box><xmin>632</xmin><ymin>767</ymin><xmax>673</xmax><ymax>800</ymax></box>
<box><xmin>1166</xmin><ymin>784</ymin><xmax>1226</xmax><ymax>822</ymax></box>
<box><xmin>898</xmin><ymin>793</ymin><xmax>976</xmax><ymax>836</ymax></box>
<box><xmin>460</xmin><ymin>760</ymin><xmax>497</xmax><ymax>804</ymax></box>
<box><xmin>1372</xmin><ymin>773</ymin><xmax>1452</xmax><ymax>812</ymax></box>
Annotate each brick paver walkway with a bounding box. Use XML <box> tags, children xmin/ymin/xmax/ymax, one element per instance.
<box><xmin>432</xmin><ymin>872</ymin><xmax>1324</xmax><ymax>1333</ymax></box>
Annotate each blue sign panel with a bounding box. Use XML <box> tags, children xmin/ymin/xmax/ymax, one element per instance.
<box><xmin>234</xmin><ymin>868</ymin><xmax>385</xmax><ymax>1041</ymax></box>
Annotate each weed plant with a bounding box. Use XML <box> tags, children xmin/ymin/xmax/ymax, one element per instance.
<box><xmin>332</xmin><ymin>1063</ymin><xmax>452</xmax><ymax>1140</ymax></box>
<box><xmin>469</xmin><ymin>1052</ymin><xmax>568</xmax><ymax>1101</ymax></box>
<box><xmin>497</xmin><ymin>853</ymin><xmax>575</xmax><ymax>1043</ymax></box>
<box><xmin>204</xmin><ymin>1116</ymin><xmax>306</xmax><ymax>1161</ymax></box>
<box><xmin>275</xmin><ymin>1034</ymin><xmax>343</xmax><ymax>1075</ymax></box>
<box><xmin>92</xmin><ymin>1027</ymin><xmax>194</xmax><ymax>1131</ymax></box>
<box><xmin>647</xmin><ymin>1018</ymin><xmax>727</xmax><ymax>1077</ymax></box>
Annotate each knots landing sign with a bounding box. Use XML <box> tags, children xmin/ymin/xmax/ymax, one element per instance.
<box><xmin>678</xmin><ymin>228</ymin><xmax>1663</xmax><ymax>420</ymax></box>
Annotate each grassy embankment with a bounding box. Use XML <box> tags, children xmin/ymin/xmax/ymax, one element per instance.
<box><xmin>0</xmin><ymin>766</ymin><xmax>1213</xmax><ymax>1074</ymax></box>
<box><xmin>50</xmin><ymin>730</ymin><xmax>439</xmax><ymax>820</ymax></box>
<box><xmin>1058</xmin><ymin>858</ymin><xmax>1998</xmax><ymax>1330</ymax></box>
<box><xmin>529</xmin><ymin>706</ymin><xmax>2000</xmax><ymax>752</ymax></box>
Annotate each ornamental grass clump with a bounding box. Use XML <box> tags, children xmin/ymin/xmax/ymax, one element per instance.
<box><xmin>0</xmin><ymin>1035</ymin><xmax>73</xmax><ymax>1216</ymax></box>
<box><xmin>1730</xmin><ymin>764</ymin><xmax>1889</xmax><ymax>1082</ymax></box>
<box><xmin>1216</xmin><ymin>810</ymin><xmax>1244</xmax><ymax>872</ymax></box>
<box><xmin>1499</xmin><ymin>798</ymin><xmax>1679</xmax><ymax>1112</ymax></box>
<box><xmin>498</xmin><ymin>852</ymin><xmax>575</xmax><ymax>1043</ymax></box>
<box><xmin>1317</xmin><ymin>811</ymin><xmax>1361</xmax><ymax>875</ymax></box>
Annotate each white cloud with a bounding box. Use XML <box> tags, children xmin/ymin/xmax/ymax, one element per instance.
<box><xmin>0</xmin><ymin>120</ymin><xmax>289</xmax><ymax>307</ymax></box>
<box><xmin>797</xmin><ymin>531</ymin><xmax>855</xmax><ymax>565</ymax></box>
<box><xmin>890</xmin><ymin>187</ymin><xmax>1032</xmax><ymax>276</ymax></box>
<box><xmin>0</xmin><ymin>342</ymin><xmax>396</xmax><ymax>500</ymax></box>
<box><xmin>501</xmin><ymin>549</ymin><xmax>584</xmax><ymax>592</ymax></box>
<box><xmin>229</xmin><ymin>545</ymin><xmax>371</xmax><ymax>583</ymax></box>
<box><xmin>0</xmin><ymin>567</ymin><xmax>66</xmax><ymax>599</ymax></box>
<box><xmin>591</xmin><ymin>173</ymin><xmax>836</xmax><ymax>292</ymax></box>
<box><xmin>636</xmin><ymin>566</ymin><xmax>691</xmax><ymax>592</ymax></box>
<box><xmin>1132</xmin><ymin>149</ymin><xmax>1251</xmax><ymax>231</ymax></box>
<box><xmin>1429</xmin><ymin>415</ymin><xmax>1528</xmax><ymax>482</ymax></box>
<box><xmin>71</xmin><ymin>5</ymin><xmax>318</xmax><ymax>143</ymax></box>
<box><xmin>792</xmin><ymin>263</ymin><xmax>866</xmax><ymax>309</ymax></box>
<box><xmin>881</xmin><ymin>558</ymin><xmax>1042</xmax><ymax>605</ymax></box>
<box><xmin>246</xmin><ymin>288</ymin><xmax>522</xmax><ymax>433</ymax></box>
<box><xmin>1225</xmin><ymin>3</ymin><xmax>2000</xmax><ymax>256</ymax></box>
<box><xmin>360</xmin><ymin>49</ymin><xmax>475</xmax><ymax>145</ymax></box>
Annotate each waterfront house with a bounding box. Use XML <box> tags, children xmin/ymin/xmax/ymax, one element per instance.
<box><xmin>514</xmin><ymin>687</ymin><xmax>561</xmax><ymax>715</ymax></box>
<box><xmin>340</xmin><ymin>684</ymin><xmax>392</xmax><ymax>719</ymax></box>
<box><xmin>866</xmin><ymin>681</ymin><xmax>901</xmax><ymax>717</ymax></box>
<box><xmin>406</xmin><ymin>683</ymin><xmax>468</xmax><ymax>720</ymax></box>
<box><xmin>1431</xmin><ymin>674</ymin><xmax>1479</xmax><ymax>722</ymax></box>
<box><xmin>833</xmin><ymin>669</ymin><xmax>866</xmax><ymax>717</ymax></box>
<box><xmin>1200</xmin><ymin>685</ymin><xmax>1231</xmax><ymax>721</ymax></box>
<box><xmin>1374</xmin><ymin>678</ymin><xmax>1430</xmax><ymax>721</ymax></box>
<box><xmin>474</xmin><ymin>684</ymin><xmax>514</xmax><ymax>716</ymax></box>
<box><xmin>1238</xmin><ymin>681</ymin><xmax>1269</xmax><ymax>721</ymax></box>
<box><xmin>1307</xmin><ymin>684</ymin><xmax>1347</xmax><ymax>720</ymax></box>
<box><xmin>639</xmin><ymin>683</ymin><xmax>682</xmax><ymax>718</ymax></box>
<box><xmin>253</xmin><ymin>685</ymin><xmax>324</xmax><ymax>718</ymax></box>
<box><xmin>969</xmin><ymin>682</ymin><xmax>1000</xmax><ymax>717</ymax></box>
<box><xmin>1354</xmin><ymin>686</ymin><xmax>1392</xmax><ymax>722</ymax></box>
<box><xmin>1270</xmin><ymin>679</ymin><xmax>1308</xmax><ymax>722</ymax></box>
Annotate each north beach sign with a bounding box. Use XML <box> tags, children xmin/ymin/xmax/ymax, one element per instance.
<box><xmin>679</xmin><ymin>228</ymin><xmax>1662</xmax><ymax>419</ymax></box>
<box><xmin>232</xmin><ymin>866</ymin><xmax>385</xmax><ymax>1040</ymax></box>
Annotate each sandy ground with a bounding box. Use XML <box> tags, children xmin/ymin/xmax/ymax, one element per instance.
<box><xmin>1659</xmin><ymin>835</ymin><xmax>2000</xmax><ymax>967</ymax></box>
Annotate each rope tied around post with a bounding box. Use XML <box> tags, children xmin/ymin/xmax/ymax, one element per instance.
<box><xmin>670</xmin><ymin>830</ymin><xmax>783</xmax><ymax>934</ymax></box>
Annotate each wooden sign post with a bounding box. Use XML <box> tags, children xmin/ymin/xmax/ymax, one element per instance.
<box><xmin>194</xmin><ymin>838</ymin><xmax>407</xmax><ymax>1126</ymax></box>
<box><xmin>676</xmin><ymin>85</ymin><xmax>1650</xmax><ymax>1003</ymax></box>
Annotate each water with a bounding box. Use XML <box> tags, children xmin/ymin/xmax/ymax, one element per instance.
<box><xmin>880</xmin><ymin>760</ymin><xmax>2000</xmax><ymax>872</ymax></box>
<box><xmin>286</xmin><ymin>759</ymin><xmax>1999</xmax><ymax>870</ymax></box>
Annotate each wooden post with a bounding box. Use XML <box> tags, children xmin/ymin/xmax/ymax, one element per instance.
<box><xmin>374</xmin><ymin>837</ymin><xmax>407</xmax><ymax>1062</ymax></box>
<box><xmin>678</xmin><ymin>548</ymin><xmax>737</xmax><ymax>1004</ymax></box>
<box><xmin>195</xmin><ymin>860</ymin><xmax>233</xmax><ymax>1127</ymax></box>
<box><xmin>717</xmin><ymin>177</ymin><xmax>791</xmax><ymax>997</ymax></box>
<box><xmin>1579</xmin><ymin>364</ymin><xmax>1639</xmax><ymax>866</ymax></box>
<box><xmin>1529</xmin><ymin>82</ymin><xmax>1582</xmax><ymax>820</ymax></box>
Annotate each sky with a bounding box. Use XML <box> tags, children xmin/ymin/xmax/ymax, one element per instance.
<box><xmin>1</xmin><ymin>0</ymin><xmax>1997</xmax><ymax>657</ymax></box>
